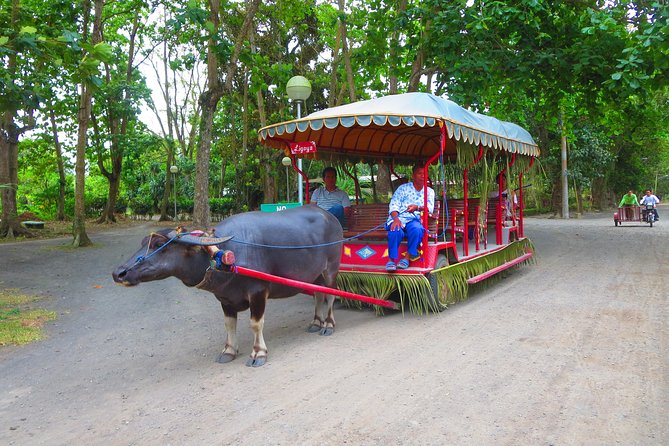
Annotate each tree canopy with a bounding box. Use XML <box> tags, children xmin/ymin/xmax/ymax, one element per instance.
<box><xmin>1</xmin><ymin>0</ymin><xmax>667</xmax><ymax>238</ymax></box>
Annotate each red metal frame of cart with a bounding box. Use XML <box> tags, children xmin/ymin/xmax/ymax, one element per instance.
<box><xmin>614</xmin><ymin>206</ymin><xmax>653</xmax><ymax>226</ymax></box>
<box><xmin>257</xmin><ymin>92</ymin><xmax>540</xmax><ymax>311</ymax></box>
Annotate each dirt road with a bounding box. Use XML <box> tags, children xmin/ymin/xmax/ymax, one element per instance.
<box><xmin>1</xmin><ymin>209</ymin><xmax>667</xmax><ymax>445</ymax></box>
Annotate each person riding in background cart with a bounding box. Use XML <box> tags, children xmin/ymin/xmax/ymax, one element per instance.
<box><xmin>618</xmin><ymin>190</ymin><xmax>639</xmax><ymax>219</ymax></box>
<box><xmin>639</xmin><ymin>189</ymin><xmax>660</xmax><ymax>221</ymax></box>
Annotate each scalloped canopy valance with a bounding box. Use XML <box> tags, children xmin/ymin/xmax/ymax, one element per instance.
<box><xmin>258</xmin><ymin>92</ymin><xmax>539</xmax><ymax>162</ymax></box>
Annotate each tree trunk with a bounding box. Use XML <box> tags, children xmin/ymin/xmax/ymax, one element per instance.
<box><xmin>72</xmin><ymin>0</ymin><xmax>101</xmax><ymax>247</ymax></box>
<box><xmin>328</xmin><ymin>15</ymin><xmax>342</xmax><ymax>108</ymax></box>
<box><xmin>591</xmin><ymin>176</ymin><xmax>612</xmax><ymax>210</ymax></box>
<box><xmin>0</xmin><ymin>112</ymin><xmax>30</xmax><ymax>238</ymax></box>
<box><xmin>560</xmin><ymin>109</ymin><xmax>569</xmax><ymax>219</ymax></box>
<box><xmin>388</xmin><ymin>0</ymin><xmax>408</xmax><ymax>94</ymax></box>
<box><xmin>573</xmin><ymin>177</ymin><xmax>583</xmax><ymax>215</ymax></box>
<box><xmin>193</xmin><ymin>0</ymin><xmax>260</xmax><ymax>229</ymax></box>
<box><xmin>369</xmin><ymin>163</ymin><xmax>378</xmax><ymax>203</ymax></box>
<box><xmin>375</xmin><ymin>163</ymin><xmax>393</xmax><ymax>202</ymax></box>
<box><xmin>147</xmin><ymin>25</ymin><xmax>179</xmax><ymax>222</ymax></box>
<box><xmin>0</xmin><ymin>0</ymin><xmax>32</xmax><ymax>238</ymax></box>
<box><xmin>408</xmin><ymin>46</ymin><xmax>426</xmax><ymax>92</ymax></box>
<box><xmin>97</xmin><ymin>8</ymin><xmax>140</xmax><ymax>224</ymax></box>
<box><xmin>73</xmin><ymin>79</ymin><xmax>93</xmax><ymax>247</ymax></box>
<box><xmin>255</xmin><ymin>84</ymin><xmax>276</xmax><ymax>204</ymax></box>
<box><xmin>97</xmin><ymin>169</ymin><xmax>120</xmax><ymax>224</ymax></box>
<box><xmin>194</xmin><ymin>89</ymin><xmax>218</xmax><ymax>228</ymax></box>
<box><xmin>337</xmin><ymin>0</ymin><xmax>356</xmax><ymax>102</ymax></box>
<box><xmin>49</xmin><ymin>110</ymin><xmax>67</xmax><ymax>221</ymax></box>
<box><xmin>159</xmin><ymin>144</ymin><xmax>175</xmax><ymax>221</ymax></box>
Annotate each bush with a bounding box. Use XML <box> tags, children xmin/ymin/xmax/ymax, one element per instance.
<box><xmin>85</xmin><ymin>195</ymin><xmax>108</xmax><ymax>217</ymax></box>
<box><xmin>210</xmin><ymin>197</ymin><xmax>235</xmax><ymax>219</ymax></box>
<box><xmin>177</xmin><ymin>197</ymin><xmax>194</xmax><ymax>214</ymax></box>
<box><xmin>128</xmin><ymin>194</ymin><xmax>155</xmax><ymax>217</ymax></box>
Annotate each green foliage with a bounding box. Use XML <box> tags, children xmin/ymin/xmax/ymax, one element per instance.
<box><xmin>3</xmin><ymin>0</ymin><xmax>668</xmax><ymax>224</ymax></box>
<box><xmin>210</xmin><ymin>197</ymin><xmax>235</xmax><ymax>218</ymax></box>
<box><xmin>569</xmin><ymin>124</ymin><xmax>614</xmax><ymax>186</ymax></box>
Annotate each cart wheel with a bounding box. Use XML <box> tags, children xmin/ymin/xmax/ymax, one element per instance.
<box><xmin>427</xmin><ymin>254</ymin><xmax>450</xmax><ymax>312</ymax></box>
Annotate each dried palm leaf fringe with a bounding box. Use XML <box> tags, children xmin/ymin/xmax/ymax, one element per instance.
<box><xmin>432</xmin><ymin>238</ymin><xmax>535</xmax><ymax>304</ymax></box>
<box><xmin>336</xmin><ymin>238</ymin><xmax>534</xmax><ymax>315</ymax></box>
<box><xmin>336</xmin><ymin>272</ymin><xmax>437</xmax><ymax>316</ymax></box>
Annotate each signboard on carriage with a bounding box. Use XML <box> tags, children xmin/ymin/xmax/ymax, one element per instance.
<box><xmin>260</xmin><ymin>202</ymin><xmax>301</xmax><ymax>212</ymax></box>
<box><xmin>289</xmin><ymin>141</ymin><xmax>317</xmax><ymax>155</ymax></box>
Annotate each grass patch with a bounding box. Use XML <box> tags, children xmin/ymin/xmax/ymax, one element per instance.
<box><xmin>0</xmin><ymin>289</ymin><xmax>57</xmax><ymax>346</ymax></box>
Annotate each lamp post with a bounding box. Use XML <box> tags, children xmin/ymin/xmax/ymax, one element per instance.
<box><xmin>286</xmin><ymin>75</ymin><xmax>312</xmax><ymax>204</ymax></box>
<box><xmin>281</xmin><ymin>156</ymin><xmax>292</xmax><ymax>201</ymax></box>
<box><xmin>169</xmin><ymin>165</ymin><xmax>178</xmax><ymax>220</ymax></box>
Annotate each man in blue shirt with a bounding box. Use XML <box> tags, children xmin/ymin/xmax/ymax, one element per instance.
<box><xmin>385</xmin><ymin>164</ymin><xmax>435</xmax><ymax>271</ymax></box>
<box><xmin>311</xmin><ymin>167</ymin><xmax>351</xmax><ymax>226</ymax></box>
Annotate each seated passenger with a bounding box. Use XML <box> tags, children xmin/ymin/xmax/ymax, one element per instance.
<box><xmin>385</xmin><ymin>164</ymin><xmax>435</xmax><ymax>271</ymax></box>
<box><xmin>618</xmin><ymin>190</ymin><xmax>639</xmax><ymax>219</ymax></box>
<box><xmin>310</xmin><ymin>167</ymin><xmax>351</xmax><ymax>226</ymax></box>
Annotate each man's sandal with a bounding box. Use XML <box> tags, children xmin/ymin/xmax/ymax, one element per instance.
<box><xmin>385</xmin><ymin>261</ymin><xmax>397</xmax><ymax>271</ymax></box>
<box><xmin>397</xmin><ymin>258</ymin><xmax>410</xmax><ymax>269</ymax></box>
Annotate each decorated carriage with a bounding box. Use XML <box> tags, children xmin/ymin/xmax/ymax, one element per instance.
<box><xmin>257</xmin><ymin>92</ymin><xmax>539</xmax><ymax>313</ymax></box>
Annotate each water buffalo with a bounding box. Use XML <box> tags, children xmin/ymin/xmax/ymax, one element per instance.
<box><xmin>112</xmin><ymin>206</ymin><xmax>343</xmax><ymax>367</ymax></box>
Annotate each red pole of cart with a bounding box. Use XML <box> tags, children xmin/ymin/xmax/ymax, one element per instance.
<box><xmin>417</xmin><ymin>124</ymin><xmax>448</xmax><ymax>266</ymax></box>
<box><xmin>232</xmin><ymin>265</ymin><xmax>399</xmax><ymax>310</ymax></box>
<box><xmin>463</xmin><ymin>144</ymin><xmax>485</xmax><ymax>257</ymax></box>
<box><xmin>497</xmin><ymin>153</ymin><xmax>516</xmax><ymax>245</ymax></box>
<box><xmin>518</xmin><ymin>157</ymin><xmax>535</xmax><ymax>237</ymax></box>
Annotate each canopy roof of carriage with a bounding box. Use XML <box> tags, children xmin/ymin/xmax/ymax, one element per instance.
<box><xmin>258</xmin><ymin>92</ymin><xmax>539</xmax><ymax>163</ymax></box>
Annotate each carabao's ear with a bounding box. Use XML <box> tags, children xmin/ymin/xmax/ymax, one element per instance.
<box><xmin>148</xmin><ymin>232</ymin><xmax>170</xmax><ymax>249</ymax></box>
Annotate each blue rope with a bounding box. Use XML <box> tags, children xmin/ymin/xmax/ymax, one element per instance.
<box><xmin>225</xmin><ymin>223</ymin><xmax>386</xmax><ymax>249</ymax></box>
<box><xmin>132</xmin><ymin>231</ymin><xmax>203</xmax><ymax>266</ymax></box>
<box><xmin>132</xmin><ymin>210</ymin><xmax>422</xmax><ymax>258</ymax></box>
<box><xmin>134</xmin><ymin>234</ymin><xmax>178</xmax><ymax>264</ymax></box>
<box><xmin>219</xmin><ymin>210</ymin><xmax>419</xmax><ymax>250</ymax></box>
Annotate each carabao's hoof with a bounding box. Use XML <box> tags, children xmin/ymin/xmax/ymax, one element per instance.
<box><xmin>246</xmin><ymin>356</ymin><xmax>267</xmax><ymax>367</ymax></box>
<box><xmin>306</xmin><ymin>323</ymin><xmax>322</xmax><ymax>333</ymax></box>
<box><xmin>319</xmin><ymin>326</ymin><xmax>335</xmax><ymax>336</ymax></box>
<box><xmin>216</xmin><ymin>353</ymin><xmax>236</xmax><ymax>364</ymax></box>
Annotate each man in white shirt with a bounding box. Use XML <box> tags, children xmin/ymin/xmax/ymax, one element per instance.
<box><xmin>311</xmin><ymin>167</ymin><xmax>350</xmax><ymax>226</ymax></box>
<box><xmin>639</xmin><ymin>189</ymin><xmax>660</xmax><ymax>221</ymax></box>
<box><xmin>385</xmin><ymin>164</ymin><xmax>435</xmax><ymax>271</ymax></box>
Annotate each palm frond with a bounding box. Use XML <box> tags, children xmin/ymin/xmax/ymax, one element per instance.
<box><xmin>336</xmin><ymin>272</ymin><xmax>436</xmax><ymax>315</ymax></box>
<box><xmin>434</xmin><ymin>238</ymin><xmax>535</xmax><ymax>303</ymax></box>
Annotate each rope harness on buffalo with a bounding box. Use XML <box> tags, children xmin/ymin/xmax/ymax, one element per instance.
<box><xmin>123</xmin><ymin>210</ymin><xmax>424</xmax><ymax>276</ymax></box>
<box><xmin>121</xmin><ymin>229</ymin><xmax>232</xmax><ymax>273</ymax></box>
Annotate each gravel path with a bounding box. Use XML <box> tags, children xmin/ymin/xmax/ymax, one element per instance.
<box><xmin>1</xmin><ymin>208</ymin><xmax>667</xmax><ymax>445</ymax></box>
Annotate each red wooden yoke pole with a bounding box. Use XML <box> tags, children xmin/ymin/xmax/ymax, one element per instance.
<box><xmin>232</xmin><ymin>265</ymin><xmax>399</xmax><ymax>310</ymax></box>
